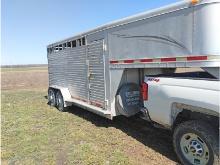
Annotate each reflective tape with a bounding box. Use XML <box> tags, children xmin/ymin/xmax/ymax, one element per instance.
<box><xmin>109</xmin><ymin>55</ymin><xmax>216</xmax><ymax>64</ymax></box>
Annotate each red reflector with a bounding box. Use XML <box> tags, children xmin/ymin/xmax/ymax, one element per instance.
<box><xmin>141</xmin><ymin>82</ymin><xmax>148</xmax><ymax>101</ymax></box>
<box><xmin>161</xmin><ymin>57</ymin><xmax>176</xmax><ymax>62</ymax></box>
<box><xmin>140</xmin><ymin>59</ymin><xmax>153</xmax><ymax>63</ymax></box>
<box><xmin>124</xmin><ymin>60</ymin><xmax>134</xmax><ymax>63</ymax></box>
<box><xmin>110</xmin><ymin>60</ymin><xmax>118</xmax><ymax>64</ymax></box>
<box><xmin>187</xmin><ymin>56</ymin><xmax>207</xmax><ymax>61</ymax></box>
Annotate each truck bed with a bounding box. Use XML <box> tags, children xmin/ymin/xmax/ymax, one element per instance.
<box><xmin>149</xmin><ymin>71</ymin><xmax>217</xmax><ymax>80</ymax></box>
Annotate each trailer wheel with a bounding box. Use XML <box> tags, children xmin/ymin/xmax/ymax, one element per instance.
<box><xmin>48</xmin><ymin>88</ymin><xmax>56</xmax><ymax>106</ymax></box>
<box><xmin>173</xmin><ymin>120</ymin><xmax>219</xmax><ymax>165</ymax></box>
<box><xmin>56</xmin><ymin>91</ymin><xmax>66</xmax><ymax>112</ymax></box>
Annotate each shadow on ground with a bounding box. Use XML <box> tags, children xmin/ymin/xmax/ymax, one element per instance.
<box><xmin>65</xmin><ymin>105</ymin><xmax>179</xmax><ymax>163</ymax></box>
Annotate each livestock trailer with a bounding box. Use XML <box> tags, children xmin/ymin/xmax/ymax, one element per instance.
<box><xmin>47</xmin><ymin>0</ymin><xmax>220</xmax><ymax>119</ymax></box>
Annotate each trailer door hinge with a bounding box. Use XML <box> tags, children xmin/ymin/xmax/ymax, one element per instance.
<box><xmin>103</xmin><ymin>44</ymin><xmax>107</xmax><ymax>52</ymax></box>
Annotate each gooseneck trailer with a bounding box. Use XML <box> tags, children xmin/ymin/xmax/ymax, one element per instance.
<box><xmin>47</xmin><ymin>0</ymin><xmax>220</xmax><ymax>164</ymax></box>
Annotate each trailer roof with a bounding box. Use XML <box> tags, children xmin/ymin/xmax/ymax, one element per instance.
<box><xmin>47</xmin><ymin>0</ymin><xmax>219</xmax><ymax>47</ymax></box>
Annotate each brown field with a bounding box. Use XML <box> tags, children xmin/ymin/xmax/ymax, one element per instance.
<box><xmin>1</xmin><ymin>67</ymin><xmax>180</xmax><ymax>165</ymax></box>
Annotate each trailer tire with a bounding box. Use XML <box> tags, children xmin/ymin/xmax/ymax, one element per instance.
<box><xmin>48</xmin><ymin>88</ymin><xmax>56</xmax><ymax>107</ymax></box>
<box><xmin>56</xmin><ymin>91</ymin><xmax>66</xmax><ymax>112</ymax></box>
<box><xmin>173</xmin><ymin>120</ymin><xmax>219</xmax><ymax>165</ymax></box>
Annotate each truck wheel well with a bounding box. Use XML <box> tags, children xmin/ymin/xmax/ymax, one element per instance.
<box><xmin>172</xmin><ymin>109</ymin><xmax>219</xmax><ymax>131</ymax></box>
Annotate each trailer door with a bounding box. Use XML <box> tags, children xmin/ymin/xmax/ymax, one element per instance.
<box><xmin>87</xmin><ymin>40</ymin><xmax>106</xmax><ymax>109</ymax></box>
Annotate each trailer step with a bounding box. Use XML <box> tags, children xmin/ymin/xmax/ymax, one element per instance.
<box><xmin>66</xmin><ymin>97</ymin><xmax>112</xmax><ymax>119</ymax></box>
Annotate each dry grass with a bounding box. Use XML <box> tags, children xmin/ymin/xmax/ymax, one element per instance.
<box><xmin>1</xmin><ymin>67</ymin><xmax>179</xmax><ymax>165</ymax></box>
<box><xmin>1</xmin><ymin>68</ymin><xmax>48</xmax><ymax>90</ymax></box>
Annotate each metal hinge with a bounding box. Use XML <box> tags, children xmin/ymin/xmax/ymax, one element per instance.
<box><xmin>103</xmin><ymin>44</ymin><xmax>107</xmax><ymax>52</ymax></box>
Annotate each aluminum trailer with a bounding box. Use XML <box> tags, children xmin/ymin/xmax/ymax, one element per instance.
<box><xmin>47</xmin><ymin>0</ymin><xmax>220</xmax><ymax>119</ymax></box>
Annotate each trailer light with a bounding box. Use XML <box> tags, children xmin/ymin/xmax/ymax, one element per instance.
<box><xmin>141</xmin><ymin>82</ymin><xmax>148</xmax><ymax>101</ymax></box>
<box><xmin>191</xmin><ymin>0</ymin><xmax>199</xmax><ymax>5</ymax></box>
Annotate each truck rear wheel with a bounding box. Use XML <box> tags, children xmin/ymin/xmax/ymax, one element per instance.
<box><xmin>173</xmin><ymin>120</ymin><xmax>219</xmax><ymax>165</ymax></box>
<box><xmin>48</xmin><ymin>88</ymin><xmax>56</xmax><ymax>106</ymax></box>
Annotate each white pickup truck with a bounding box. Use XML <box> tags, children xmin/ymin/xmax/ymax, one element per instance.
<box><xmin>140</xmin><ymin>72</ymin><xmax>219</xmax><ymax>165</ymax></box>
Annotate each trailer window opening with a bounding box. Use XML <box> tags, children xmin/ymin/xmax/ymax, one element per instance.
<box><xmin>55</xmin><ymin>45</ymin><xmax>59</xmax><ymax>52</ymax></box>
<box><xmin>67</xmin><ymin>42</ymin><xmax>71</xmax><ymax>48</ymax></box>
<box><xmin>62</xmin><ymin>43</ymin><xmax>66</xmax><ymax>50</ymax></box>
<box><xmin>82</xmin><ymin>37</ymin><xmax>86</xmax><ymax>45</ymax></box>
<box><xmin>72</xmin><ymin>40</ymin><xmax>76</xmax><ymax>48</ymax></box>
<box><xmin>49</xmin><ymin>47</ymin><xmax>53</xmax><ymax>54</ymax></box>
<box><xmin>77</xmin><ymin>39</ymin><xmax>82</xmax><ymax>46</ymax></box>
<box><xmin>59</xmin><ymin>44</ymin><xmax>63</xmax><ymax>51</ymax></box>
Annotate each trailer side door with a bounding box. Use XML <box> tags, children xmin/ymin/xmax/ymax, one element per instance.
<box><xmin>87</xmin><ymin>40</ymin><xmax>106</xmax><ymax>109</ymax></box>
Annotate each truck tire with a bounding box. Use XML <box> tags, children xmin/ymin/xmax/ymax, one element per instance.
<box><xmin>56</xmin><ymin>91</ymin><xmax>66</xmax><ymax>112</ymax></box>
<box><xmin>48</xmin><ymin>88</ymin><xmax>56</xmax><ymax>107</ymax></box>
<box><xmin>173</xmin><ymin>120</ymin><xmax>219</xmax><ymax>165</ymax></box>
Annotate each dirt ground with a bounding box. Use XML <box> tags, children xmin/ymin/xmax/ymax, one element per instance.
<box><xmin>1</xmin><ymin>67</ymin><xmax>48</xmax><ymax>90</ymax></box>
<box><xmin>1</xmin><ymin>67</ymin><xmax>180</xmax><ymax>165</ymax></box>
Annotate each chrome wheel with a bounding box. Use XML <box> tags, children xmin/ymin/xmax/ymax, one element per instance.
<box><xmin>180</xmin><ymin>133</ymin><xmax>210</xmax><ymax>165</ymax></box>
<box><xmin>48</xmin><ymin>89</ymin><xmax>56</xmax><ymax>106</ymax></box>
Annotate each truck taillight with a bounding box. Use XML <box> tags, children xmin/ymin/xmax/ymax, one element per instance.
<box><xmin>141</xmin><ymin>82</ymin><xmax>148</xmax><ymax>101</ymax></box>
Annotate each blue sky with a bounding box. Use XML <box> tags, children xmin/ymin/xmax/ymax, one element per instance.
<box><xmin>2</xmin><ymin>0</ymin><xmax>179</xmax><ymax>65</ymax></box>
